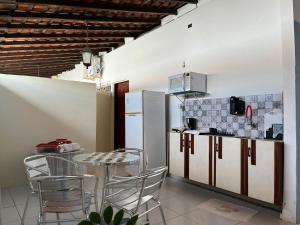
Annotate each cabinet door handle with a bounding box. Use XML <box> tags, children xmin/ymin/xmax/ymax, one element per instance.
<box><xmin>190</xmin><ymin>135</ymin><xmax>194</xmax><ymax>155</ymax></box>
<box><xmin>215</xmin><ymin>143</ymin><xmax>219</xmax><ymax>152</ymax></box>
<box><xmin>218</xmin><ymin>137</ymin><xmax>222</xmax><ymax>159</ymax></box>
<box><xmin>251</xmin><ymin>140</ymin><xmax>256</xmax><ymax>165</ymax></box>
<box><xmin>247</xmin><ymin>141</ymin><xmax>256</xmax><ymax>165</ymax></box>
<box><xmin>180</xmin><ymin>134</ymin><xmax>184</xmax><ymax>152</ymax></box>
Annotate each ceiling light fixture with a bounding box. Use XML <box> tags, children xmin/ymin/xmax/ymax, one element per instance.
<box><xmin>82</xmin><ymin>20</ymin><xmax>93</xmax><ymax>68</ymax></box>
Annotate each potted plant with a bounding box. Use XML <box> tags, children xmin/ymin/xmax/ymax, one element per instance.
<box><xmin>78</xmin><ymin>206</ymin><xmax>149</xmax><ymax>225</ymax></box>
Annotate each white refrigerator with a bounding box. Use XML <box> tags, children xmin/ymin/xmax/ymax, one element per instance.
<box><xmin>125</xmin><ymin>90</ymin><xmax>166</xmax><ymax>169</ymax></box>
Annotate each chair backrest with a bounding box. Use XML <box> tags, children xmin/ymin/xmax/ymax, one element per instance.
<box><xmin>24</xmin><ymin>155</ymin><xmax>79</xmax><ymax>191</ymax></box>
<box><xmin>105</xmin><ymin>166</ymin><xmax>167</xmax><ymax>214</ymax></box>
<box><xmin>114</xmin><ymin>148</ymin><xmax>148</xmax><ymax>173</ymax></box>
<box><xmin>24</xmin><ymin>155</ymin><xmax>51</xmax><ymax>191</ymax></box>
<box><xmin>36</xmin><ymin>176</ymin><xmax>87</xmax><ymax>214</ymax></box>
<box><xmin>140</xmin><ymin>166</ymin><xmax>168</xmax><ymax>199</ymax></box>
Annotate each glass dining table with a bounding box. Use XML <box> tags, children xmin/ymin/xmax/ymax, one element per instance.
<box><xmin>73</xmin><ymin>151</ymin><xmax>140</xmax><ymax>212</ymax></box>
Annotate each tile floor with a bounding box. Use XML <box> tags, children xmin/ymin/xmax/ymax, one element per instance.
<box><xmin>0</xmin><ymin>177</ymin><xmax>294</xmax><ymax>225</ymax></box>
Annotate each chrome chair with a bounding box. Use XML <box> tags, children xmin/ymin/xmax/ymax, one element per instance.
<box><xmin>104</xmin><ymin>166</ymin><xmax>168</xmax><ymax>225</ymax></box>
<box><xmin>35</xmin><ymin>175</ymin><xmax>93</xmax><ymax>225</ymax></box>
<box><xmin>22</xmin><ymin>155</ymin><xmax>98</xmax><ymax>225</ymax></box>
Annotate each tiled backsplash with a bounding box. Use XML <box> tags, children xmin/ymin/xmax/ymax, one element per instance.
<box><xmin>184</xmin><ymin>93</ymin><xmax>283</xmax><ymax>139</ymax></box>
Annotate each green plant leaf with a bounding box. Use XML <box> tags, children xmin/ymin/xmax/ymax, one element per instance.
<box><xmin>126</xmin><ymin>215</ymin><xmax>139</xmax><ymax>225</ymax></box>
<box><xmin>78</xmin><ymin>220</ymin><xmax>93</xmax><ymax>225</ymax></box>
<box><xmin>89</xmin><ymin>212</ymin><xmax>101</xmax><ymax>224</ymax></box>
<box><xmin>103</xmin><ymin>206</ymin><xmax>113</xmax><ymax>224</ymax></box>
<box><xmin>113</xmin><ymin>209</ymin><xmax>124</xmax><ymax>225</ymax></box>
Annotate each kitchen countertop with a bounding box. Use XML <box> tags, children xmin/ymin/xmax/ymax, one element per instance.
<box><xmin>169</xmin><ymin>130</ymin><xmax>283</xmax><ymax>142</ymax></box>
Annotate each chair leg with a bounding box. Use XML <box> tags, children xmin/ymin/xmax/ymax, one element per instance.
<box><xmin>21</xmin><ymin>192</ymin><xmax>31</xmax><ymax>225</ymax></box>
<box><xmin>94</xmin><ymin>177</ymin><xmax>99</xmax><ymax>212</ymax></box>
<box><xmin>37</xmin><ymin>214</ymin><xmax>43</xmax><ymax>225</ymax></box>
<box><xmin>56</xmin><ymin>213</ymin><xmax>61</xmax><ymax>225</ymax></box>
<box><xmin>145</xmin><ymin>202</ymin><xmax>149</xmax><ymax>222</ymax></box>
<box><xmin>159</xmin><ymin>205</ymin><xmax>167</xmax><ymax>225</ymax></box>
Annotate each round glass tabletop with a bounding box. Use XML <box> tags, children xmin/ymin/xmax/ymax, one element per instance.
<box><xmin>73</xmin><ymin>152</ymin><xmax>140</xmax><ymax>166</ymax></box>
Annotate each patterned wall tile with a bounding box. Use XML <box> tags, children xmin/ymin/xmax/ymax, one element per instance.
<box><xmin>184</xmin><ymin>93</ymin><xmax>283</xmax><ymax>139</ymax></box>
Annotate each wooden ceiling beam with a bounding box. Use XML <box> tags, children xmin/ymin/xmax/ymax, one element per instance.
<box><xmin>3</xmin><ymin>33</ymin><xmax>132</xmax><ymax>39</ymax></box>
<box><xmin>0</xmin><ymin>54</ymin><xmax>82</xmax><ymax>61</ymax></box>
<box><xmin>0</xmin><ymin>51</ymin><xmax>81</xmax><ymax>58</ymax></box>
<box><xmin>0</xmin><ymin>46</ymin><xmax>111</xmax><ymax>52</ymax></box>
<box><xmin>0</xmin><ymin>55</ymin><xmax>82</xmax><ymax>62</ymax></box>
<box><xmin>0</xmin><ymin>66</ymin><xmax>75</xmax><ymax>72</ymax></box>
<box><xmin>0</xmin><ymin>64</ymin><xmax>76</xmax><ymax>71</ymax></box>
<box><xmin>1</xmin><ymin>68</ymin><xmax>71</xmax><ymax>73</ymax></box>
<box><xmin>2</xmin><ymin>12</ymin><xmax>160</xmax><ymax>24</ymax></box>
<box><xmin>0</xmin><ymin>60</ymin><xmax>80</xmax><ymax>67</ymax></box>
<box><xmin>0</xmin><ymin>49</ymin><xmax>87</xmax><ymax>57</ymax></box>
<box><xmin>0</xmin><ymin>70</ymin><xmax>73</xmax><ymax>76</ymax></box>
<box><xmin>0</xmin><ymin>55</ymin><xmax>81</xmax><ymax>63</ymax></box>
<box><xmin>1</xmin><ymin>39</ymin><xmax>123</xmax><ymax>46</ymax></box>
<box><xmin>0</xmin><ymin>24</ymin><xmax>144</xmax><ymax>32</ymax></box>
<box><xmin>0</xmin><ymin>66</ymin><xmax>74</xmax><ymax>73</ymax></box>
<box><xmin>16</xmin><ymin>0</ymin><xmax>177</xmax><ymax>15</ymax></box>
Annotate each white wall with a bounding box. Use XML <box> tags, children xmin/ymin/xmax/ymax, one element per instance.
<box><xmin>0</xmin><ymin>75</ymin><xmax>96</xmax><ymax>187</ymax></box>
<box><xmin>56</xmin><ymin>63</ymin><xmax>88</xmax><ymax>82</ymax></box>
<box><xmin>103</xmin><ymin>0</ymin><xmax>284</xmax><ymax>96</ymax></box>
<box><xmin>52</xmin><ymin>0</ymin><xmax>300</xmax><ymax>222</ymax></box>
<box><xmin>101</xmin><ymin>0</ymin><xmax>299</xmax><ymax>222</ymax></box>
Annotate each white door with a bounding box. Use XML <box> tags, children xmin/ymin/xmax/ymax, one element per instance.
<box><xmin>248</xmin><ymin>141</ymin><xmax>274</xmax><ymax>203</ymax></box>
<box><xmin>215</xmin><ymin>137</ymin><xmax>241</xmax><ymax>194</ymax></box>
<box><xmin>125</xmin><ymin>114</ymin><xmax>143</xmax><ymax>149</ymax></box>
<box><xmin>169</xmin><ymin>132</ymin><xmax>184</xmax><ymax>177</ymax></box>
<box><xmin>125</xmin><ymin>92</ymin><xmax>143</xmax><ymax>113</ymax></box>
<box><xmin>190</xmin><ymin>135</ymin><xmax>210</xmax><ymax>184</ymax></box>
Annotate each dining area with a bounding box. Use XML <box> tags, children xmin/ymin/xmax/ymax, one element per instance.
<box><xmin>16</xmin><ymin>140</ymin><xmax>168</xmax><ymax>225</ymax></box>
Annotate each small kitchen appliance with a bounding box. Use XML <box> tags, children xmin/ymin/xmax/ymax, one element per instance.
<box><xmin>186</xmin><ymin>118</ymin><xmax>197</xmax><ymax>130</ymax></box>
<box><xmin>264</xmin><ymin>110</ymin><xmax>283</xmax><ymax>140</ymax></box>
<box><xmin>168</xmin><ymin>72</ymin><xmax>207</xmax><ymax>95</ymax></box>
<box><xmin>230</xmin><ymin>96</ymin><xmax>245</xmax><ymax>115</ymax></box>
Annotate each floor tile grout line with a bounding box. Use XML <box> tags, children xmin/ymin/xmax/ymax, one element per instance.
<box><xmin>8</xmin><ymin>187</ymin><xmax>22</xmax><ymax>221</ymax></box>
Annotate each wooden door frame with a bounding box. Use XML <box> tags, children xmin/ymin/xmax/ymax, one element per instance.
<box><xmin>114</xmin><ymin>80</ymin><xmax>129</xmax><ymax>149</ymax></box>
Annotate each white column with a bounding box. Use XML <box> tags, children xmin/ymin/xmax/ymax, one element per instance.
<box><xmin>0</xmin><ymin>186</ymin><xmax>2</xmax><ymax>225</ymax></box>
<box><xmin>280</xmin><ymin>0</ymin><xmax>299</xmax><ymax>223</ymax></box>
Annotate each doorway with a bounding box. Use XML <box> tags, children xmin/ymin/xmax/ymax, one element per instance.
<box><xmin>114</xmin><ymin>81</ymin><xmax>129</xmax><ymax>149</ymax></box>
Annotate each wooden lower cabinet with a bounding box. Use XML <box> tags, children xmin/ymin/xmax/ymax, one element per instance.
<box><xmin>214</xmin><ymin>137</ymin><xmax>242</xmax><ymax>194</ymax></box>
<box><xmin>189</xmin><ymin>135</ymin><xmax>212</xmax><ymax>185</ymax></box>
<box><xmin>169</xmin><ymin>132</ymin><xmax>184</xmax><ymax>177</ymax></box>
<box><xmin>168</xmin><ymin>132</ymin><xmax>284</xmax><ymax>207</ymax></box>
<box><xmin>243</xmin><ymin>140</ymin><xmax>283</xmax><ymax>206</ymax></box>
